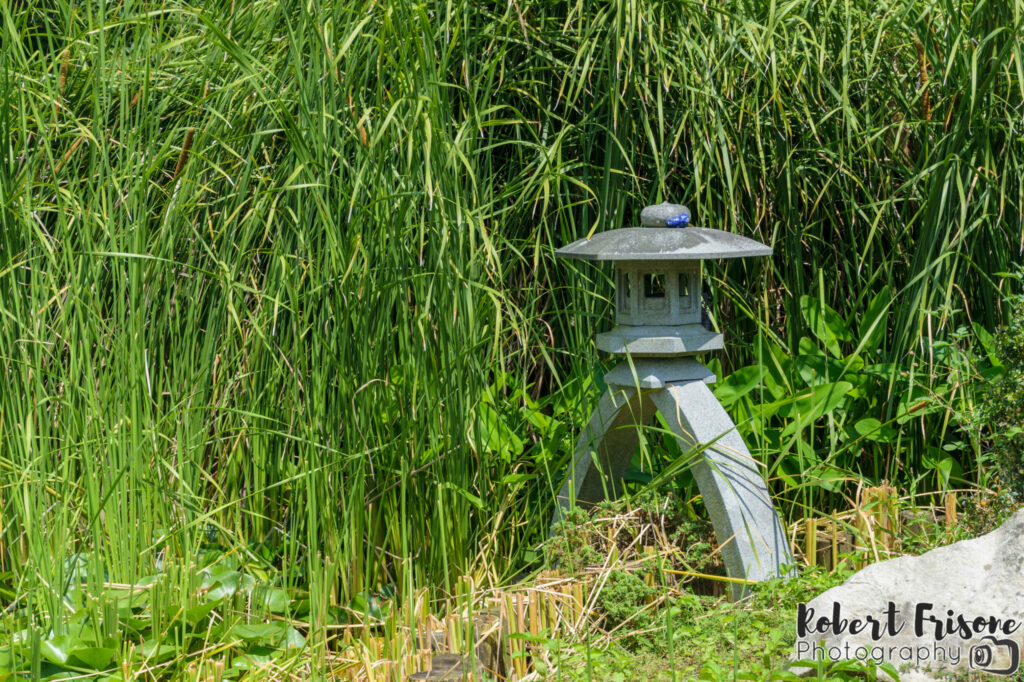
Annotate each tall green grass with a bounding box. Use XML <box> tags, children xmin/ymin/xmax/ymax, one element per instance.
<box><xmin>1</xmin><ymin>0</ymin><xmax>1022</xmax><ymax>672</ymax></box>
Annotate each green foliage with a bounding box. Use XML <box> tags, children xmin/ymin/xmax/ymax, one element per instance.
<box><xmin>714</xmin><ymin>283</ymin><xmax>984</xmax><ymax>514</ymax></box>
<box><xmin>547</xmin><ymin>506</ymin><xmax>604</xmax><ymax>575</ymax></box>
<box><xmin>546</xmin><ymin>506</ymin><xmax>1024</xmax><ymax>680</ymax></box>
<box><xmin>547</xmin><ymin>565</ymin><xmax>874</xmax><ymax>680</ymax></box>
<box><xmin>779</xmin><ymin>657</ymin><xmax>903</xmax><ymax>681</ymax></box>
<box><xmin>1</xmin><ymin>0</ymin><xmax>1023</xmax><ymax>676</ymax></box>
<box><xmin>957</xmin><ymin>487</ymin><xmax>1023</xmax><ymax>538</ymax></box>
<box><xmin>0</xmin><ymin>549</ymin><xmax>310</xmax><ymax>680</ymax></box>
<box><xmin>975</xmin><ymin>284</ymin><xmax>1024</xmax><ymax>498</ymax></box>
<box><xmin>594</xmin><ymin>570</ymin><xmax>657</xmax><ymax>651</ymax></box>
<box><xmin>546</xmin><ymin>491</ymin><xmax>719</xmax><ymax>579</ymax></box>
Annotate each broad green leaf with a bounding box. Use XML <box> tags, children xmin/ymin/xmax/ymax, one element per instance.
<box><xmin>878</xmin><ymin>661</ymin><xmax>902</xmax><ymax>678</ymax></box>
<box><xmin>500</xmin><ymin>473</ymin><xmax>532</xmax><ymax>486</ymax></box>
<box><xmin>857</xmin><ymin>285</ymin><xmax>892</xmax><ymax>356</ymax></box>
<box><xmin>40</xmin><ymin>636</ymin><xmax>74</xmax><ymax>665</ymax></box>
<box><xmin>805</xmin><ymin>465</ymin><xmax>848</xmax><ymax>492</ymax></box>
<box><xmin>258</xmin><ymin>588</ymin><xmax>291</xmax><ymax>614</ymax></box>
<box><xmin>797</xmin><ymin>336</ymin><xmax>825</xmax><ymax>357</ymax></box>
<box><xmin>231</xmin><ymin>623</ymin><xmax>284</xmax><ymax>642</ymax></box>
<box><xmin>854</xmin><ymin>418</ymin><xmax>897</xmax><ymax>443</ymax></box>
<box><xmin>185</xmin><ymin>599</ymin><xmax>221</xmax><ymax>625</ymax></box>
<box><xmin>0</xmin><ymin>647</ymin><xmax>17</xmax><ymax>672</ymax></box>
<box><xmin>713</xmin><ymin>366</ymin><xmax>762</xmax><ymax>407</ymax></box>
<box><xmin>203</xmin><ymin>570</ymin><xmax>239</xmax><ymax>600</ymax></box>
<box><xmin>136</xmin><ymin>639</ymin><xmax>178</xmax><ymax>663</ymax></box>
<box><xmin>228</xmin><ymin>645</ymin><xmax>279</xmax><ymax>671</ymax></box>
<box><xmin>68</xmin><ymin>646</ymin><xmax>116</xmax><ymax>670</ymax></box>
<box><xmin>973</xmin><ymin>321</ymin><xmax>1002</xmax><ymax>368</ymax></box>
<box><xmin>201</xmin><ymin>564</ymin><xmax>236</xmax><ymax>581</ymax></box>
<box><xmin>895</xmin><ymin>389</ymin><xmax>938</xmax><ymax>424</ymax></box>
<box><xmin>281</xmin><ymin>626</ymin><xmax>305</xmax><ymax>649</ymax></box>
<box><xmin>473</xmin><ymin>404</ymin><xmax>525</xmax><ymax>463</ymax></box>
<box><xmin>799</xmin><ymin>295</ymin><xmax>850</xmax><ymax>357</ymax></box>
<box><xmin>777</xmin><ymin>381</ymin><xmax>854</xmax><ymax>437</ymax></box>
<box><xmin>775</xmin><ymin>455</ymin><xmax>802</xmax><ymax>488</ymax></box>
<box><xmin>348</xmin><ymin>591</ymin><xmax>382</xmax><ymax>620</ymax></box>
<box><xmin>767</xmin><ymin>381</ymin><xmax>853</xmax><ymax>420</ymax></box>
<box><xmin>924</xmin><ymin>448</ymin><xmax>964</xmax><ymax>487</ymax></box>
<box><xmin>861</xmin><ymin>362</ymin><xmax>900</xmax><ymax>380</ymax></box>
<box><xmin>440</xmin><ymin>481</ymin><xmax>484</xmax><ymax>510</ymax></box>
<box><xmin>521</xmin><ymin>403</ymin><xmax>556</xmax><ymax>435</ymax></box>
<box><xmin>758</xmin><ymin>342</ymin><xmax>796</xmax><ymax>400</ymax></box>
<box><xmin>855</xmin><ymin>416</ymin><xmax>881</xmax><ymax>431</ymax></box>
<box><xmin>623</xmin><ymin>465</ymin><xmax>652</xmax><ymax>484</ymax></box>
<box><xmin>204</xmin><ymin>570</ymin><xmax>254</xmax><ymax>601</ymax></box>
<box><xmin>795</xmin><ymin>348</ymin><xmax>848</xmax><ymax>386</ymax></box>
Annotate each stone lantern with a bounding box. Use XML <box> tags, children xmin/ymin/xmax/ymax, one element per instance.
<box><xmin>554</xmin><ymin>202</ymin><xmax>793</xmax><ymax>596</ymax></box>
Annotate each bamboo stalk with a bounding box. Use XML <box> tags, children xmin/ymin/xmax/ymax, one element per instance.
<box><xmin>856</xmin><ymin>485</ymin><xmax>897</xmax><ymax>565</ymax></box>
<box><xmin>528</xmin><ymin>590</ymin><xmax>539</xmax><ymax>638</ymax></box>
<box><xmin>661</xmin><ymin>568</ymin><xmax>760</xmax><ymax>585</ymax></box>
<box><xmin>546</xmin><ymin>589</ymin><xmax>556</xmax><ymax>635</ymax></box>
<box><xmin>446</xmin><ymin>613</ymin><xmax>460</xmax><ymax>652</ymax></box>
<box><xmin>831</xmin><ymin>520</ymin><xmax>839</xmax><ymax>571</ymax></box>
<box><xmin>805</xmin><ymin>517</ymin><xmax>818</xmax><ymax>566</ymax></box>
<box><xmin>572</xmin><ymin>582</ymin><xmax>585</xmax><ymax>631</ymax></box>
<box><xmin>514</xmin><ymin>592</ymin><xmax>527</xmax><ymax>679</ymax></box>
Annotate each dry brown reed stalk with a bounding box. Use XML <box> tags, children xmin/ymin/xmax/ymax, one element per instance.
<box><xmin>346</xmin><ymin>505</ymin><xmax>741</xmax><ymax>680</ymax></box>
<box><xmin>342</xmin><ymin>566</ymin><xmax>689</xmax><ymax>680</ymax></box>
<box><xmin>346</xmin><ymin>92</ymin><xmax>367</xmax><ymax>145</ymax></box>
<box><xmin>173</xmin><ymin>127</ymin><xmax>195</xmax><ymax>180</ymax></box>
<box><xmin>820</xmin><ymin>518</ymin><xmax>843</xmax><ymax>571</ymax></box>
<box><xmin>855</xmin><ymin>484</ymin><xmax>899</xmax><ymax>566</ymax></box>
<box><xmin>54</xmin><ymin>136</ymin><xmax>87</xmax><ymax>175</ymax></box>
<box><xmin>510</xmin><ymin>591</ymin><xmax>528</xmax><ymax>678</ymax></box>
<box><xmin>58</xmin><ymin>50</ymin><xmax>69</xmax><ymax>93</ymax></box>
<box><xmin>832</xmin><ymin>520</ymin><xmax>840</xmax><ymax>568</ymax></box>
<box><xmin>916</xmin><ymin>40</ymin><xmax>931</xmax><ymax>122</ymax></box>
<box><xmin>55</xmin><ymin>50</ymin><xmax>71</xmax><ymax>114</ymax></box>
<box><xmin>944</xmin><ymin>491</ymin><xmax>957</xmax><ymax>529</ymax></box>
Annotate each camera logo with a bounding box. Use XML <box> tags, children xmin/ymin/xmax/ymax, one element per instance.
<box><xmin>969</xmin><ymin>636</ymin><xmax>1021</xmax><ymax>675</ymax></box>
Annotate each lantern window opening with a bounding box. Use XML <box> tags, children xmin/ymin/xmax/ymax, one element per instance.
<box><xmin>679</xmin><ymin>272</ymin><xmax>695</xmax><ymax>312</ymax></box>
<box><xmin>643</xmin><ymin>273</ymin><xmax>666</xmax><ymax>298</ymax></box>
<box><xmin>619</xmin><ymin>270</ymin><xmax>631</xmax><ymax>312</ymax></box>
<box><xmin>642</xmin><ymin>272</ymin><xmax>667</xmax><ymax>313</ymax></box>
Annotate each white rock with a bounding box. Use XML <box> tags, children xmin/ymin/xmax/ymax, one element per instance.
<box><xmin>791</xmin><ymin>509</ymin><xmax>1024</xmax><ymax>679</ymax></box>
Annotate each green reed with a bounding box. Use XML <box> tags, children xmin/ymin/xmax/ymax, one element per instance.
<box><xmin>0</xmin><ymin>0</ymin><xmax>1022</xmax><ymax>674</ymax></box>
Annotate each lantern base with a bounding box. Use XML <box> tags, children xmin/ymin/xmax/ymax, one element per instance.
<box><xmin>552</xmin><ymin>359</ymin><xmax>794</xmax><ymax>598</ymax></box>
<box><xmin>602</xmin><ymin>356</ymin><xmax>716</xmax><ymax>388</ymax></box>
<box><xmin>596</xmin><ymin>323</ymin><xmax>723</xmax><ymax>356</ymax></box>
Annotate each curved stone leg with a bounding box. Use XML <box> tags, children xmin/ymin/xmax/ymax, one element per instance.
<box><xmin>649</xmin><ymin>382</ymin><xmax>794</xmax><ymax>596</ymax></box>
<box><xmin>552</xmin><ymin>385</ymin><xmax>657</xmax><ymax>516</ymax></box>
<box><xmin>551</xmin><ymin>369</ymin><xmax>793</xmax><ymax>599</ymax></box>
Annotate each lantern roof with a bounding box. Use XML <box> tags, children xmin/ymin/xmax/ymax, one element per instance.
<box><xmin>555</xmin><ymin>226</ymin><xmax>772</xmax><ymax>261</ymax></box>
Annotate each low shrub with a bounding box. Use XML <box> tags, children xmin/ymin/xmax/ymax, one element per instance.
<box><xmin>976</xmin><ymin>285</ymin><xmax>1024</xmax><ymax>499</ymax></box>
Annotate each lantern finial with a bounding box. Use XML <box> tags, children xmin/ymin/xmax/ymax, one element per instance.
<box><xmin>640</xmin><ymin>201</ymin><xmax>691</xmax><ymax>227</ymax></box>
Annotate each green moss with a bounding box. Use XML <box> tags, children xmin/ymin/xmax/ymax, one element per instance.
<box><xmin>594</xmin><ymin>570</ymin><xmax>657</xmax><ymax>651</ymax></box>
